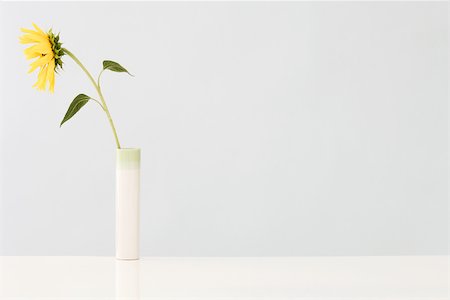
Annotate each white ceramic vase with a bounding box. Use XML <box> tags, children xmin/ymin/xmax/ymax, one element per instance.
<box><xmin>116</xmin><ymin>148</ymin><xmax>141</xmax><ymax>260</ymax></box>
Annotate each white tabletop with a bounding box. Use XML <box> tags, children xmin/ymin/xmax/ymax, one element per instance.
<box><xmin>0</xmin><ymin>256</ymin><xmax>448</xmax><ymax>299</ymax></box>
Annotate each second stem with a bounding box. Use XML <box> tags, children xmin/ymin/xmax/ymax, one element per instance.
<box><xmin>63</xmin><ymin>48</ymin><xmax>121</xmax><ymax>149</ymax></box>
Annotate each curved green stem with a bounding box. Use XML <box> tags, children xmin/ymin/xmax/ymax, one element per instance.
<box><xmin>63</xmin><ymin>48</ymin><xmax>121</xmax><ymax>149</ymax></box>
<box><xmin>91</xmin><ymin>98</ymin><xmax>105</xmax><ymax>110</ymax></box>
<box><xmin>97</xmin><ymin>69</ymin><xmax>104</xmax><ymax>87</ymax></box>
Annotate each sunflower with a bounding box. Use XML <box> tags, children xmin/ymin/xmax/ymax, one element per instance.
<box><xmin>19</xmin><ymin>23</ymin><xmax>64</xmax><ymax>93</ymax></box>
<box><xmin>18</xmin><ymin>23</ymin><xmax>133</xmax><ymax>148</ymax></box>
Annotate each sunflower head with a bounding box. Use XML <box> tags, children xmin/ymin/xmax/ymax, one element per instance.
<box><xmin>19</xmin><ymin>23</ymin><xmax>65</xmax><ymax>93</ymax></box>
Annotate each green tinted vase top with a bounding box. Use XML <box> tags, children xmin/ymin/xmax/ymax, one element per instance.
<box><xmin>116</xmin><ymin>148</ymin><xmax>141</xmax><ymax>169</ymax></box>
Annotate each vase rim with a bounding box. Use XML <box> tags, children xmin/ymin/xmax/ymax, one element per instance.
<box><xmin>117</xmin><ymin>147</ymin><xmax>140</xmax><ymax>151</ymax></box>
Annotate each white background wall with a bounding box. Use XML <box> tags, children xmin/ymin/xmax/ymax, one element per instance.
<box><xmin>0</xmin><ymin>2</ymin><xmax>447</xmax><ymax>256</ymax></box>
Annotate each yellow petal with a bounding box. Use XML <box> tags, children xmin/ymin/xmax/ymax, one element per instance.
<box><xmin>23</xmin><ymin>43</ymin><xmax>51</xmax><ymax>59</ymax></box>
<box><xmin>32</xmin><ymin>23</ymin><xmax>46</xmax><ymax>36</ymax></box>
<box><xmin>33</xmin><ymin>65</ymin><xmax>48</xmax><ymax>90</ymax></box>
<box><xmin>23</xmin><ymin>42</ymin><xmax>52</xmax><ymax>59</ymax></box>
<box><xmin>20</xmin><ymin>35</ymin><xmax>36</xmax><ymax>44</ymax></box>
<box><xmin>20</xmin><ymin>33</ymin><xmax>48</xmax><ymax>44</ymax></box>
<box><xmin>20</xmin><ymin>28</ymin><xmax>40</xmax><ymax>35</ymax></box>
<box><xmin>28</xmin><ymin>53</ymin><xmax>53</xmax><ymax>74</ymax></box>
<box><xmin>47</xmin><ymin>59</ymin><xmax>55</xmax><ymax>93</ymax></box>
<box><xmin>23</xmin><ymin>48</ymin><xmax>41</xmax><ymax>60</ymax></box>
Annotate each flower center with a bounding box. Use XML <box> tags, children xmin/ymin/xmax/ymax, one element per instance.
<box><xmin>48</xmin><ymin>29</ymin><xmax>65</xmax><ymax>71</ymax></box>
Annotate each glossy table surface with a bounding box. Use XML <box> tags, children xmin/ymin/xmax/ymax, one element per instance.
<box><xmin>0</xmin><ymin>256</ymin><xmax>448</xmax><ymax>299</ymax></box>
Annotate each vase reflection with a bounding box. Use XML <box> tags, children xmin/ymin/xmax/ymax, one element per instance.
<box><xmin>115</xmin><ymin>260</ymin><xmax>140</xmax><ymax>299</ymax></box>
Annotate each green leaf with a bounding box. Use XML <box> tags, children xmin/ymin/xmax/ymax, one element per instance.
<box><xmin>60</xmin><ymin>94</ymin><xmax>91</xmax><ymax>127</ymax></box>
<box><xmin>102</xmin><ymin>60</ymin><xmax>133</xmax><ymax>76</ymax></box>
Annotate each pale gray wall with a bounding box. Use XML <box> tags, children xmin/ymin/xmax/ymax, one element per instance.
<box><xmin>0</xmin><ymin>2</ymin><xmax>447</xmax><ymax>256</ymax></box>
